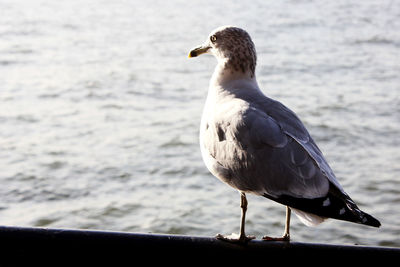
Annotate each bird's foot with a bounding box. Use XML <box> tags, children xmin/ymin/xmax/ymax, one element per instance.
<box><xmin>262</xmin><ymin>233</ymin><xmax>290</xmax><ymax>241</ymax></box>
<box><xmin>216</xmin><ymin>233</ymin><xmax>255</xmax><ymax>244</ymax></box>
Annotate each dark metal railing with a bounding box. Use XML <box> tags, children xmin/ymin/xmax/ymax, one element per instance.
<box><xmin>0</xmin><ymin>226</ymin><xmax>398</xmax><ymax>264</ymax></box>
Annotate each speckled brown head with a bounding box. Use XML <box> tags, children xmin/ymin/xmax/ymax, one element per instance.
<box><xmin>189</xmin><ymin>26</ymin><xmax>257</xmax><ymax>78</ymax></box>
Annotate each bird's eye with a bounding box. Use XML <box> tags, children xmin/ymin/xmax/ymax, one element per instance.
<box><xmin>210</xmin><ymin>35</ymin><xmax>217</xmax><ymax>43</ymax></box>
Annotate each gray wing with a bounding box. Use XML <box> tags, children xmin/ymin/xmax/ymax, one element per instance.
<box><xmin>259</xmin><ymin>98</ymin><xmax>344</xmax><ymax>192</ymax></box>
<box><xmin>238</xmin><ymin>106</ymin><xmax>331</xmax><ymax>198</ymax></box>
<box><xmin>205</xmin><ymin>101</ymin><xmax>332</xmax><ymax>199</ymax></box>
<box><xmin>203</xmin><ymin>94</ymin><xmax>380</xmax><ymax>226</ymax></box>
<box><xmin>236</xmin><ymin>88</ymin><xmax>344</xmax><ymax>191</ymax></box>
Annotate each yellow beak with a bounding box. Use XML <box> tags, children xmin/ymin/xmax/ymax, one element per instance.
<box><xmin>188</xmin><ymin>45</ymin><xmax>211</xmax><ymax>58</ymax></box>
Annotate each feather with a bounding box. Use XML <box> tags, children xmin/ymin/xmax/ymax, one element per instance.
<box><xmin>291</xmin><ymin>208</ymin><xmax>326</xmax><ymax>227</ymax></box>
<box><xmin>196</xmin><ymin>26</ymin><xmax>380</xmax><ymax>232</ymax></box>
<box><xmin>201</xmin><ymin>86</ymin><xmax>380</xmax><ymax>227</ymax></box>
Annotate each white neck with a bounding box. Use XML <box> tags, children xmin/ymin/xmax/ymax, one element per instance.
<box><xmin>210</xmin><ymin>61</ymin><xmax>258</xmax><ymax>90</ymax></box>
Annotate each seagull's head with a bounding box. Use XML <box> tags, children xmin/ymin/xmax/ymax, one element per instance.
<box><xmin>189</xmin><ymin>26</ymin><xmax>257</xmax><ymax>78</ymax></box>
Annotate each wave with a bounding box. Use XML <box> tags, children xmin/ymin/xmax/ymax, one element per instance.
<box><xmin>351</xmin><ymin>36</ymin><xmax>400</xmax><ymax>47</ymax></box>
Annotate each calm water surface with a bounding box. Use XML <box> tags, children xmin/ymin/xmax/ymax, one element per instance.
<box><xmin>1</xmin><ymin>0</ymin><xmax>399</xmax><ymax>247</ymax></box>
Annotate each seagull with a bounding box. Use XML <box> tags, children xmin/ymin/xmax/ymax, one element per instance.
<box><xmin>188</xmin><ymin>26</ymin><xmax>380</xmax><ymax>243</ymax></box>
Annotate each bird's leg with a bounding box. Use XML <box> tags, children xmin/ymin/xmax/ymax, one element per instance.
<box><xmin>262</xmin><ymin>206</ymin><xmax>291</xmax><ymax>241</ymax></box>
<box><xmin>283</xmin><ymin>206</ymin><xmax>291</xmax><ymax>239</ymax></box>
<box><xmin>238</xmin><ymin>192</ymin><xmax>253</xmax><ymax>241</ymax></box>
<box><xmin>216</xmin><ymin>192</ymin><xmax>255</xmax><ymax>243</ymax></box>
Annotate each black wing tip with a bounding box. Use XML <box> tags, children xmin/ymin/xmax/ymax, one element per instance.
<box><xmin>361</xmin><ymin>212</ymin><xmax>381</xmax><ymax>228</ymax></box>
<box><xmin>263</xmin><ymin>192</ymin><xmax>382</xmax><ymax>228</ymax></box>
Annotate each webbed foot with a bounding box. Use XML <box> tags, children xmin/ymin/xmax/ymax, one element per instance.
<box><xmin>216</xmin><ymin>233</ymin><xmax>255</xmax><ymax>244</ymax></box>
<box><xmin>262</xmin><ymin>233</ymin><xmax>290</xmax><ymax>241</ymax></box>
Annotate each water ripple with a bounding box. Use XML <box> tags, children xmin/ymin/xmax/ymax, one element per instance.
<box><xmin>0</xmin><ymin>0</ymin><xmax>398</xmax><ymax>247</ymax></box>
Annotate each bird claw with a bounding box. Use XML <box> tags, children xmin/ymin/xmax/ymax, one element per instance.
<box><xmin>262</xmin><ymin>234</ymin><xmax>290</xmax><ymax>241</ymax></box>
<box><xmin>216</xmin><ymin>233</ymin><xmax>255</xmax><ymax>243</ymax></box>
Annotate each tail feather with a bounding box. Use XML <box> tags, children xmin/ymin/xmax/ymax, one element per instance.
<box><xmin>263</xmin><ymin>182</ymin><xmax>381</xmax><ymax>228</ymax></box>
